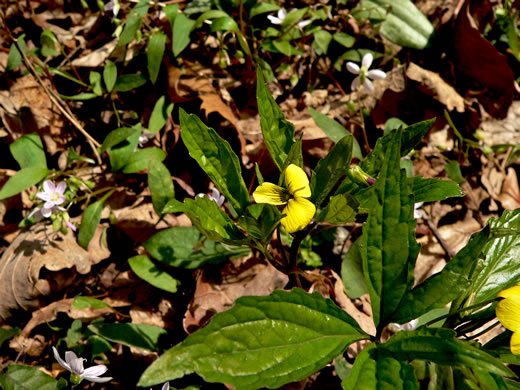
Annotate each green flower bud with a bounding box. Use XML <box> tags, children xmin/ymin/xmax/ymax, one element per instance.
<box><xmin>348</xmin><ymin>165</ymin><xmax>376</xmax><ymax>186</ymax></box>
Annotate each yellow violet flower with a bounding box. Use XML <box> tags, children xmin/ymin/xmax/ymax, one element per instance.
<box><xmin>253</xmin><ymin>164</ymin><xmax>316</xmax><ymax>233</ymax></box>
<box><xmin>496</xmin><ymin>282</ymin><xmax>520</xmax><ymax>354</ymax></box>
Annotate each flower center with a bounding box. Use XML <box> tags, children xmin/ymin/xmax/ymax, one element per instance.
<box><xmin>49</xmin><ymin>192</ymin><xmax>61</xmax><ymax>202</ymax></box>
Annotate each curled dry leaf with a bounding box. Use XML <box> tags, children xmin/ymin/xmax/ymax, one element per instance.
<box><xmin>0</xmin><ymin>223</ymin><xmax>110</xmax><ymax>324</ymax></box>
<box><xmin>406</xmin><ymin>63</ymin><xmax>465</xmax><ymax>113</ymax></box>
<box><xmin>183</xmin><ymin>257</ymin><xmax>288</xmax><ymax>333</ymax></box>
<box><xmin>497</xmin><ymin>168</ymin><xmax>520</xmax><ymax>210</ymax></box>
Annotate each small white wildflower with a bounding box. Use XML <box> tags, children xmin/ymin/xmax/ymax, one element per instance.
<box><xmin>414</xmin><ymin>202</ymin><xmax>425</xmax><ymax>219</ymax></box>
<box><xmin>52</xmin><ymin>347</ymin><xmax>112</xmax><ymax>384</ymax></box>
<box><xmin>388</xmin><ymin>319</ymin><xmax>419</xmax><ymax>332</ymax></box>
<box><xmin>267</xmin><ymin>8</ymin><xmax>311</xmax><ymax>28</ymax></box>
<box><xmin>104</xmin><ymin>0</ymin><xmax>120</xmax><ymax>17</ymax></box>
<box><xmin>138</xmin><ymin>131</ymin><xmax>155</xmax><ymax>147</ymax></box>
<box><xmin>29</xmin><ymin>180</ymin><xmax>67</xmax><ymax>220</ymax></box>
<box><xmin>346</xmin><ymin>53</ymin><xmax>386</xmax><ymax>94</ymax></box>
<box><xmin>197</xmin><ymin>188</ymin><xmax>225</xmax><ymax>207</ymax></box>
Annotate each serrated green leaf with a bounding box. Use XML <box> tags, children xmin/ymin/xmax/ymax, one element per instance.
<box><xmin>408</xmin><ymin>176</ymin><xmax>463</xmax><ymax>203</ymax></box>
<box><xmin>0</xmin><ymin>364</ymin><xmax>57</xmax><ymax>390</ymax></box>
<box><xmin>129</xmin><ymin>255</ymin><xmax>179</xmax><ymax>293</ymax></box>
<box><xmin>138</xmin><ymin>288</ymin><xmax>367</xmax><ymax>388</ymax></box>
<box><xmin>183</xmin><ymin>196</ymin><xmax>246</xmax><ymax>245</ymax></box>
<box><xmin>88</xmin><ymin>323</ymin><xmax>168</xmax><ymax>352</ymax></box>
<box><xmin>310</xmin><ymin>135</ymin><xmax>353</xmax><ymax>207</ymax></box>
<box><xmin>103</xmin><ymin>60</ymin><xmax>117</xmax><ymax>92</ymax></box>
<box><xmin>114</xmin><ymin>74</ymin><xmax>147</xmax><ymax>92</ymax></box>
<box><xmin>380</xmin><ymin>328</ymin><xmax>515</xmax><ymax>378</ymax></box>
<box><xmin>391</xmin><ymin>226</ymin><xmax>491</xmax><ymax>324</ymax></box>
<box><xmin>358</xmin><ymin>0</ymin><xmax>434</xmax><ymax>49</ymax></box>
<box><xmin>147</xmin><ymin>161</ymin><xmax>175</xmax><ymax>216</ymax></box>
<box><xmin>239</xmin><ymin>203</ymin><xmax>283</xmax><ymax>242</ymax></box>
<box><xmin>0</xmin><ymin>166</ymin><xmax>49</xmax><ymax>200</ymax></box>
<box><xmin>9</xmin><ymin>133</ymin><xmax>47</xmax><ymax>169</ymax></box>
<box><xmin>308</xmin><ymin>107</ymin><xmax>362</xmax><ymax>160</ymax></box>
<box><xmin>40</xmin><ymin>29</ymin><xmax>59</xmax><ymax>57</ymax></box>
<box><xmin>317</xmin><ymin>193</ymin><xmax>358</xmax><ymax>224</ymax></box>
<box><xmin>108</xmin><ymin>132</ymin><xmax>140</xmax><ymax>171</ymax></box>
<box><xmin>341</xmin><ymin>345</ymin><xmax>377</xmax><ymax>389</ymax></box>
<box><xmin>100</xmin><ymin>126</ymin><xmax>141</xmax><ymax>153</ymax></box>
<box><xmin>257</xmin><ymin>69</ymin><xmax>295</xmax><ymax>171</ymax></box>
<box><xmin>361</xmin><ymin>118</ymin><xmax>435</xmax><ymax>177</ymax></box>
<box><xmin>148</xmin><ymin>96</ymin><xmax>173</xmax><ymax>134</ymax></box>
<box><xmin>173</xmin><ymin>13</ymin><xmax>195</xmax><ymax>56</ymax></box>
<box><xmin>7</xmin><ymin>35</ymin><xmax>26</xmax><ymax>71</ymax></box>
<box><xmin>121</xmin><ymin>147</ymin><xmax>166</xmax><ymax>174</ymax></box>
<box><xmin>361</xmin><ymin>129</ymin><xmax>419</xmax><ymax>328</ymax></box>
<box><xmin>147</xmin><ymin>32</ymin><xmax>166</xmax><ymax>84</ymax></box>
<box><xmin>341</xmin><ymin>238</ymin><xmax>368</xmax><ymax>299</ymax></box>
<box><xmin>78</xmin><ymin>190</ymin><xmax>113</xmax><ymax>249</ymax></box>
<box><xmin>179</xmin><ymin>109</ymin><xmax>249</xmax><ymax>215</ymax></box>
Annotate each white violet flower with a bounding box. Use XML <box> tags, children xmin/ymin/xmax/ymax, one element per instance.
<box><xmin>52</xmin><ymin>347</ymin><xmax>113</xmax><ymax>385</ymax></box>
<box><xmin>346</xmin><ymin>53</ymin><xmax>386</xmax><ymax>94</ymax></box>
<box><xmin>197</xmin><ymin>188</ymin><xmax>225</xmax><ymax>207</ymax></box>
<box><xmin>267</xmin><ymin>8</ymin><xmax>311</xmax><ymax>28</ymax></box>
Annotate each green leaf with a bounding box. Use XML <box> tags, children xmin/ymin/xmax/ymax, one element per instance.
<box><xmin>239</xmin><ymin>203</ymin><xmax>283</xmax><ymax>243</ymax></box>
<box><xmin>341</xmin><ymin>238</ymin><xmax>368</xmax><ymax>299</ymax></box>
<box><xmin>445</xmin><ymin>160</ymin><xmax>466</xmax><ymax>185</ymax></box>
<box><xmin>179</xmin><ymin>109</ymin><xmax>250</xmax><ymax>215</ymax></box>
<box><xmin>173</xmin><ymin>13</ymin><xmax>195</xmax><ymax>56</ymax></box>
<box><xmin>144</xmin><ymin>226</ymin><xmax>248</xmax><ymax>268</ymax></box>
<box><xmin>183</xmin><ymin>196</ymin><xmax>246</xmax><ymax>245</ymax></box>
<box><xmin>357</xmin><ymin>0</ymin><xmax>434</xmax><ymax>49</ymax></box>
<box><xmin>390</xmin><ymin>226</ymin><xmax>491</xmax><ymax>324</ymax></box>
<box><xmin>361</xmin><ymin>118</ymin><xmax>435</xmax><ymax>177</ymax></box>
<box><xmin>148</xmin><ymin>161</ymin><xmax>175</xmax><ymax>216</ymax></box>
<box><xmin>462</xmin><ymin>209</ymin><xmax>520</xmax><ymax>306</ymax></box>
<box><xmin>380</xmin><ymin>327</ymin><xmax>515</xmax><ymax>378</ymax></box>
<box><xmin>60</xmin><ymin>92</ymin><xmax>99</xmax><ymax>100</ymax></box>
<box><xmin>6</xmin><ymin>35</ymin><xmax>26</xmax><ymax>71</ymax></box>
<box><xmin>138</xmin><ymin>288</ymin><xmax>368</xmax><ymax>388</ymax></box>
<box><xmin>341</xmin><ymin>345</ymin><xmax>377</xmax><ymax>389</ymax></box>
<box><xmin>9</xmin><ymin>133</ymin><xmax>47</xmax><ymax>169</ymax></box>
<box><xmin>108</xmin><ymin>132</ymin><xmax>140</xmax><ymax>171</ymax></box>
<box><xmin>147</xmin><ymin>32</ymin><xmax>166</xmax><ymax>84</ymax></box>
<box><xmin>163</xmin><ymin>3</ymin><xmax>179</xmax><ymax>27</ymax></box>
<box><xmin>100</xmin><ymin>126</ymin><xmax>141</xmax><ymax>153</ymax></box>
<box><xmin>40</xmin><ymin>29</ymin><xmax>60</xmax><ymax>57</ymax></box>
<box><xmin>333</xmin><ymin>32</ymin><xmax>355</xmax><ymax>48</ymax></box>
<box><xmin>0</xmin><ymin>166</ymin><xmax>49</xmax><ymax>200</ymax></box>
<box><xmin>271</xmin><ymin>40</ymin><xmax>303</xmax><ymax>56</ymax></box>
<box><xmin>360</xmin><ymin>129</ymin><xmax>419</xmax><ymax>328</ymax></box>
<box><xmin>121</xmin><ymin>147</ymin><xmax>166</xmax><ymax>174</ymax></box>
<box><xmin>71</xmin><ymin>296</ymin><xmax>109</xmax><ymax>310</ymax></box>
<box><xmin>281</xmin><ymin>7</ymin><xmax>308</xmax><ymax>28</ymax></box>
<box><xmin>0</xmin><ymin>364</ymin><xmax>57</xmax><ymax>390</ymax></box>
<box><xmin>129</xmin><ymin>255</ymin><xmax>179</xmax><ymax>293</ymax></box>
<box><xmin>119</xmin><ymin>15</ymin><xmax>143</xmax><ymax>46</ymax></box>
<box><xmin>408</xmin><ymin>176</ymin><xmax>464</xmax><ymax>203</ymax></box>
<box><xmin>78</xmin><ymin>190</ymin><xmax>113</xmax><ymax>249</ymax></box>
<box><xmin>310</xmin><ymin>135</ymin><xmax>353</xmax><ymax>207</ymax></box>
<box><xmin>148</xmin><ymin>96</ymin><xmax>173</xmax><ymax>134</ymax></box>
<box><xmin>317</xmin><ymin>193</ymin><xmax>358</xmax><ymax>224</ymax></box>
<box><xmin>103</xmin><ymin>60</ymin><xmax>117</xmax><ymax>92</ymax></box>
<box><xmin>256</xmin><ymin>69</ymin><xmax>295</xmax><ymax>171</ymax></box>
<box><xmin>88</xmin><ymin>323</ymin><xmax>168</xmax><ymax>352</ymax></box>
<box><xmin>308</xmin><ymin>107</ymin><xmax>362</xmax><ymax>160</ymax></box>
<box><xmin>89</xmin><ymin>71</ymin><xmax>103</xmax><ymax>96</ymax></box>
<box><xmin>0</xmin><ymin>328</ymin><xmax>20</xmax><ymax>348</ymax></box>
<box><xmin>210</xmin><ymin>16</ymin><xmax>238</xmax><ymax>33</ymax></box>
<box><xmin>249</xmin><ymin>2</ymin><xmax>279</xmax><ymax>18</ymax></box>
<box><xmin>313</xmin><ymin>29</ymin><xmax>332</xmax><ymax>55</ymax></box>
<box><xmin>114</xmin><ymin>74</ymin><xmax>147</xmax><ymax>92</ymax></box>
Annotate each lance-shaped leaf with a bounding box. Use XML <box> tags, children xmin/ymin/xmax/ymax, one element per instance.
<box><xmin>138</xmin><ymin>288</ymin><xmax>368</xmax><ymax>389</ymax></box>
<box><xmin>78</xmin><ymin>190</ymin><xmax>113</xmax><ymax>249</ymax></box>
<box><xmin>379</xmin><ymin>327</ymin><xmax>515</xmax><ymax>378</ymax></box>
<box><xmin>180</xmin><ymin>109</ymin><xmax>249</xmax><ymax>215</ymax></box>
<box><xmin>310</xmin><ymin>135</ymin><xmax>353</xmax><ymax>207</ymax></box>
<box><xmin>459</xmin><ymin>209</ymin><xmax>520</xmax><ymax>307</ymax></box>
<box><xmin>146</xmin><ymin>32</ymin><xmax>166</xmax><ymax>84</ymax></box>
<box><xmin>128</xmin><ymin>254</ymin><xmax>179</xmax><ymax>293</ymax></box>
<box><xmin>88</xmin><ymin>323</ymin><xmax>169</xmax><ymax>352</ymax></box>
<box><xmin>256</xmin><ymin>69</ymin><xmax>295</xmax><ymax>171</ymax></box>
<box><xmin>148</xmin><ymin>161</ymin><xmax>175</xmax><ymax>216</ymax></box>
<box><xmin>0</xmin><ymin>166</ymin><xmax>48</xmax><ymax>200</ymax></box>
<box><xmin>101</xmin><ymin>126</ymin><xmax>141</xmax><ymax>154</ymax></box>
<box><xmin>183</xmin><ymin>196</ymin><xmax>246</xmax><ymax>245</ymax></box>
<box><xmin>0</xmin><ymin>364</ymin><xmax>57</xmax><ymax>390</ymax></box>
<box><xmin>10</xmin><ymin>133</ymin><xmax>47</xmax><ymax>169</ymax></box>
<box><xmin>408</xmin><ymin>176</ymin><xmax>463</xmax><ymax>203</ymax></box>
<box><xmin>391</xmin><ymin>226</ymin><xmax>491</xmax><ymax>324</ymax></box>
<box><xmin>342</xmin><ymin>346</ymin><xmax>419</xmax><ymax>390</ymax></box>
<box><xmin>361</xmin><ymin>118</ymin><xmax>435</xmax><ymax>177</ymax></box>
<box><xmin>361</xmin><ymin>129</ymin><xmax>419</xmax><ymax>328</ymax></box>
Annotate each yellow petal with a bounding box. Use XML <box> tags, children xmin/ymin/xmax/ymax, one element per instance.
<box><xmin>511</xmin><ymin>332</ymin><xmax>520</xmax><ymax>355</ymax></box>
<box><xmin>285</xmin><ymin>164</ymin><xmax>311</xmax><ymax>198</ymax></box>
<box><xmin>281</xmin><ymin>197</ymin><xmax>316</xmax><ymax>233</ymax></box>
<box><xmin>497</xmin><ymin>283</ymin><xmax>520</xmax><ymax>299</ymax></box>
<box><xmin>496</xmin><ymin>295</ymin><xmax>520</xmax><ymax>332</ymax></box>
<box><xmin>253</xmin><ymin>182</ymin><xmax>289</xmax><ymax>205</ymax></box>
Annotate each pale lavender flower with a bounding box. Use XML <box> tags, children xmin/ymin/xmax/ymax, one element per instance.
<box><xmin>37</xmin><ymin>180</ymin><xmax>66</xmax><ymax>215</ymax></box>
<box><xmin>197</xmin><ymin>188</ymin><xmax>225</xmax><ymax>207</ymax></box>
<box><xmin>162</xmin><ymin>383</ymin><xmax>169</xmax><ymax>390</ymax></box>
<box><xmin>66</xmin><ymin>221</ymin><xmax>77</xmax><ymax>232</ymax></box>
<box><xmin>346</xmin><ymin>53</ymin><xmax>386</xmax><ymax>93</ymax></box>
<box><xmin>267</xmin><ymin>8</ymin><xmax>311</xmax><ymax>28</ymax></box>
<box><xmin>52</xmin><ymin>347</ymin><xmax>112</xmax><ymax>384</ymax></box>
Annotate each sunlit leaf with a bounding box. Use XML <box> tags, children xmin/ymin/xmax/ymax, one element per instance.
<box><xmin>88</xmin><ymin>323</ymin><xmax>169</xmax><ymax>352</ymax></box>
<box><xmin>147</xmin><ymin>32</ymin><xmax>166</xmax><ymax>84</ymax></box>
<box><xmin>9</xmin><ymin>133</ymin><xmax>47</xmax><ymax>169</ymax></box>
<box><xmin>0</xmin><ymin>166</ymin><xmax>49</xmax><ymax>200</ymax></box>
<box><xmin>78</xmin><ymin>190</ymin><xmax>113</xmax><ymax>249</ymax></box>
<box><xmin>0</xmin><ymin>364</ymin><xmax>57</xmax><ymax>390</ymax></box>
<box><xmin>147</xmin><ymin>161</ymin><xmax>175</xmax><ymax>216</ymax></box>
